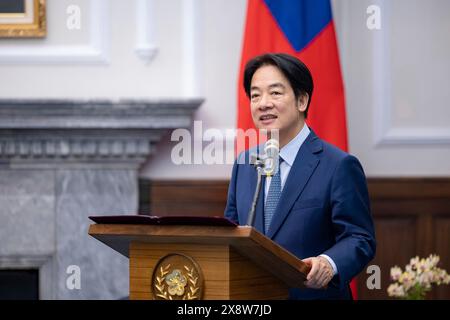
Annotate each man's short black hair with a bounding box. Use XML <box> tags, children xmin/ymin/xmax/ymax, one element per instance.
<box><xmin>243</xmin><ymin>53</ymin><xmax>314</xmax><ymax>118</ymax></box>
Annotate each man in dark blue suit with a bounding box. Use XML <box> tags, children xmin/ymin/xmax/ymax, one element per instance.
<box><xmin>225</xmin><ymin>53</ymin><xmax>376</xmax><ymax>299</ymax></box>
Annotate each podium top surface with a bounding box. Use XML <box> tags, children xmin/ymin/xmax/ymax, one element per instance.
<box><xmin>89</xmin><ymin>214</ymin><xmax>238</xmax><ymax>226</ymax></box>
<box><xmin>88</xmin><ymin>215</ymin><xmax>309</xmax><ymax>287</ymax></box>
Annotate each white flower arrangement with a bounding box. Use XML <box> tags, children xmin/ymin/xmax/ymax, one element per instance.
<box><xmin>387</xmin><ymin>254</ymin><xmax>450</xmax><ymax>299</ymax></box>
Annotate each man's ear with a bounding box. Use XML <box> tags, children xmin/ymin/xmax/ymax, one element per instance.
<box><xmin>297</xmin><ymin>93</ymin><xmax>309</xmax><ymax>112</ymax></box>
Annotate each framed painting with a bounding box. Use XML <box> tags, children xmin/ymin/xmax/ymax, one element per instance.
<box><xmin>0</xmin><ymin>0</ymin><xmax>46</xmax><ymax>37</ymax></box>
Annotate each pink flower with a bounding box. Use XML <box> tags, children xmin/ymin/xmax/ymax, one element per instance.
<box><xmin>390</xmin><ymin>266</ymin><xmax>402</xmax><ymax>281</ymax></box>
<box><xmin>387</xmin><ymin>254</ymin><xmax>450</xmax><ymax>299</ymax></box>
<box><xmin>387</xmin><ymin>283</ymin><xmax>405</xmax><ymax>298</ymax></box>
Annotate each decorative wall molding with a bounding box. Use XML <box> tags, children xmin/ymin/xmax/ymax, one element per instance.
<box><xmin>373</xmin><ymin>1</ymin><xmax>450</xmax><ymax>145</ymax></box>
<box><xmin>0</xmin><ymin>0</ymin><xmax>110</xmax><ymax>64</ymax></box>
<box><xmin>182</xmin><ymin>0</ymin><xmax>201</xmax><ymax>97</ymax></box>
<box><xmin>0</xmin><ymin>139</ymin><xmax>151</xmax><ymax>164</ymax></box>
<box><xmin>376</xmin><ymin>127</ymin><xmax>450</xmax><ymax>145</ymax></box>
<box><xmin>135</xmin><ymin>0</ymin><xmax>158</xmax><ymax>63</ymax></box>
<box><xmin>0</xmin><ymin>99</ymin><xmax>202</xmax><ymax>168</ymax></box>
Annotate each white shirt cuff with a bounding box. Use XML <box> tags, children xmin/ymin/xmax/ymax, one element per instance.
<box><xmin>319</xmin><ymin>254</ymin><xmax>338</xmax><ymax>276</ymax></box>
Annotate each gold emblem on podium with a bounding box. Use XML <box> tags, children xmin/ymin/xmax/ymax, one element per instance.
<box><xmin>152</xmin><ymin>253</ymin><xmax>204</xmax><ymax>300</ymax></box>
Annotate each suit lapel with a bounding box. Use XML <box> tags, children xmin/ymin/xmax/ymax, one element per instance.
<box><xmin>266</xmin><ymin>131</ymin><xmax>322</xmax><ymax>239</ymax></box>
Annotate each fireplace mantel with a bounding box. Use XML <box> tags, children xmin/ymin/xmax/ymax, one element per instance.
<box><xmin>0</xmin><ymin>98</ymin><xmax>202</xmax><ymax>299</ymax></box>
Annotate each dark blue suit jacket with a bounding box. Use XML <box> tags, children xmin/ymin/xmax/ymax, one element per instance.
<box><xmin>224</xmin><ymin>130</ymin><xmax>376</xmax><ymax>299</ymax></box>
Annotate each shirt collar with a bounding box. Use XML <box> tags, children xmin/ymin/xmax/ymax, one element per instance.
<box><xmin>279</xmin><ymin>124</ymin><xmax>310</xmax><ymax>167</ymax></box>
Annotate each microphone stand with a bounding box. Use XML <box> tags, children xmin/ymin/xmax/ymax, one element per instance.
<box><xmin>246</xmin><ymin>157</ymin><xmax>264</xmax><ymax>226</ymax></box>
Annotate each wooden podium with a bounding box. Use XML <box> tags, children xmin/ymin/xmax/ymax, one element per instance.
<box><xmin>88</xmin><ymin>216</ymin><xmax>309</xmax><ymax>300</ymax></box>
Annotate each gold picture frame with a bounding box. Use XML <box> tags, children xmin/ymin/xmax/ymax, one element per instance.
<box><xmin>0</xmin><ymin>0</ymin><xmax>46</xmax><ymax>38</ymax></box>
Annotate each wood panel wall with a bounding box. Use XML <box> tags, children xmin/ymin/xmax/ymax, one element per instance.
<box><xmin>139</xmin><ymin>178</ymin><xmax>450</xmax><ymax>299</ymax></box>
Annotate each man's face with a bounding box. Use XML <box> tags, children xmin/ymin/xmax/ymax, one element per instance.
<box><xmin>249</xmin><ymin>64</ymin><xmax>307</xmax><ymax>145</ymax></box>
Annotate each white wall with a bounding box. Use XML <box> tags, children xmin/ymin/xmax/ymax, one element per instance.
<box><xmin>333</xmin><ymin>0</ymin><xmax>450</xmax><ymax>177</ymax></box>
<box><xmin>0</xmin><ymin>0</ymin><xmax>186</xmax><ymax>98</ymax></box>
<box><xmin>1</xmin><ymin>0</ymin><xmax>449</xmax><ymax>179</ymax></box>
<box><xmin>141</xmin><ymin>0</ymin><xmax>246</xmax><ymax>179</ymax></box>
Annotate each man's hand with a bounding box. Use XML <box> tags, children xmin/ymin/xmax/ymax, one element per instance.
<box><xmin>302</xmin><ymin>256</ymin><xmax>334</xmax><ymax>289</ymax></box>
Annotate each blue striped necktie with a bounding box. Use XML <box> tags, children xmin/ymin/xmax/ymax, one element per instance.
<box><xmin>264</xmin><ymin>157</ymin><xmax>283</xmax><ymax>234</ymax></box>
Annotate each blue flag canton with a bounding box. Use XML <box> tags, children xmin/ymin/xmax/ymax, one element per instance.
<box><xmin>264</xmin><ymin>0</ymin><xmax>332</xmax><ymax>52</ymax></box>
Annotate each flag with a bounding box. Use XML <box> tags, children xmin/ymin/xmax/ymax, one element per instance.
<box><xmin>237</xmin><ymin>0</ymin><xmax>355</xmax><ymax>297</ymax></box>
